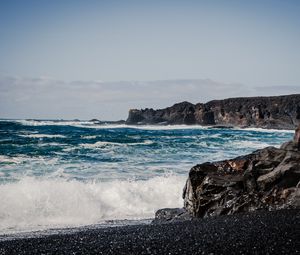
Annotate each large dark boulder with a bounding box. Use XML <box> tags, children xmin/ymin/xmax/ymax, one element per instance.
<box><xmin>182</xmin><ymin>125</ymin><xmax>300</xmax><ymax>218</ymax></box>
<box><xmin>126</xmin><ymin>94</ymin><xmax>300</xmax><ymax>129</ymax></box>
<box><xmin>152</xmin><ymin>208</ymin><xmax>193</xmax><ymax>224</ymax></box>
<box><xmin>154</xmin><ymin>126</ymin><xmax>300</xmax><ymax>222</ymax></box>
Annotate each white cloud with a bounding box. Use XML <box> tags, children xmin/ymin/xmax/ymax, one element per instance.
<box><xmin>0</xmin><ymin>76</ymin><xmax>298</xmax><ymax>120</ymax></box>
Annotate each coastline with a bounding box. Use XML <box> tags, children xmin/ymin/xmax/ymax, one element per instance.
<box><xmin>0</xmin><ymin>210</ymin><xmax>299</xmax><ymax>254</ymax></box>
<box><xmin>125</xmin><ymin>94</ymin><xmax>300</xmax><ymax>130</ymax></box>
<box><xmin>0</xmin><ymin>119</ymin><xmax>298</xmax><ymax>254</ymax></box>
<box><xmin>0</xmin><ymin>119</ymin><xmax>296</xmax><ymax>132</ymax></box>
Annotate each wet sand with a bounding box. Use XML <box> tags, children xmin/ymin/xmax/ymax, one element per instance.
<box><xmin>0</xmin><ymin>210</ymin><xmax>299</xmax><ymax>255</ymax></box>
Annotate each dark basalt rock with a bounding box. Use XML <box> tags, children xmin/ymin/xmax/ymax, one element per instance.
<box><xmin>104</xmin><ymin>120</ymin><xmax>126</xmax><ymax>125</ymax></box>
<box><xmin>88</xmin><ymin>119</ymin><xmax>126</xmax><ymax>124</ymax></box>
<box><xmin>126</xmin><ymin>94</ymin><xmax>300</xmax><ymax>129</ymax></box>
<box><xmin>126</xmin><ymin>101</ymin><xmax>196</xmax><ymax>125</ymax></box>
<box><xmin>152</xmin><ymin>208</ymin><xmax>193</xmax><ymax>224</ymax></box>
<box><xmin>182</xmin><ymin>125</ymin><xmax>300</xmax><ymax>218</ymax></box>
<box><xmin>294</xmin><ymin>125</ymin><xmax>300</xmax><ymax>149</ymax></box>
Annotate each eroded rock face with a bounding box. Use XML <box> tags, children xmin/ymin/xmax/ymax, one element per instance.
<box><xmin>126</xmin><ymin>94</ymin><xmax>300</xmax><ymax>129</ymax></box>
<box><xmin>294</xmin><ymin>125</ymin><xmax>300</xmax><ymax>148</ymax></box>
<box><xmin>126</xmin><ymin>102</ymin><xmax>196</xmax><ymax>125</ymax></box>
<box><xmin>182</xmin><ymin>126</ymin><xmax>300</xmax><ymax>218</ymax></box>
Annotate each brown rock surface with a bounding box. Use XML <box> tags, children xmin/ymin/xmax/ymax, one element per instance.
<box><xmin>182</xmin><ymin>125</ymin><xmax>300</xmax><ymax>218</ymax></box>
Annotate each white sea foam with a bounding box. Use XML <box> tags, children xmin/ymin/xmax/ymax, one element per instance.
<box><xmin>16</xmin><ymin>119</ymin><xmax>210</xmax><ymax>130</ymax></box>
<box><xmin>19</xmin><ymin>134</ymin><xmax>66</xmax><ymax>138</ymax></box>
<box><xmin>209</xmin><ymin>133</ymin><xmax>222</xmax><ymax>138</ymax></box>
<box><xmin>13</xmin><ymin>119</ymin><xmax>208</xmax><ymax>130</ymax></box>
<box><xmin>235</xmin><ymin>127</ymin><xmax>294</xmax><ymax>133</ymax></box>
<box><xmin>80</xmin><ymin>141</ymin><xmax>126</xmax><ymax>148</ymax></box>
<box><xmin>0</xmin><ymin>175</ymin><xmax>185</xmax><ymax>234</ymax></box>
<box><xmin>80</xmin><ymin>140</ymin><xmax>153</xmax><ymax>148</ymax></box>
<box><xmin>0</xmin><ymin>155</ymin><xmax>24</xmax><ymax>164</ymax></box>
<box><xmin>81</xmin><ymin>135</ymin><xmax>98</xmax><ymax>139</ymax></box>
<box><xmin>9</xmin><ymin>119</ymin><xmax>295</xmax><ymax>133</ymax></box>
<box><xmin>16</xmin><ymin>119</ymin><xmax>93</xmax><ymax>127</ymax></box>
<box><xmin>124</xmin><ymin>125</ymin><xmax>209</xmax><ymax>130</ymax></box>
<box><xmin>229</xmin><ymin>140</ymin><xmax>274</xmax><ymax>149</ymax></box>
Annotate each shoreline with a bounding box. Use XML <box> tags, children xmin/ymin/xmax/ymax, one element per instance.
<box><xmin>0</xmin><ymin>210</ymin><xmax>299</xmax><ymax>254</ymax></box>
<box><xmin>126</xmin><ymin>95</ymin><xmax>300</xmax><ymax>130</ymax></box>
<box><xmin>0</xmin><ymin>119</ymin><xmax>296</xmax><ymax>132</ymax></box>
<box><xmin>0</xmin><ymin>120</ymin><xmax>298</xmax><ymax>254</ymax></box>
<box><xmin>0</xmin><ymin>218</ymin><xmax>153</xmax><ymax>241</ymax></box>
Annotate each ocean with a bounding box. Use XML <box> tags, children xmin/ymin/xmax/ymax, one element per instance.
<box><xmin>0</xmin><ymin>119</ymin><xmax>294</xmax><ymax>235</ymax></box>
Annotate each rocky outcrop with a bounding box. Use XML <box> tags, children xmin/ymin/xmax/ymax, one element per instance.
<box><xmin>126</xmin><ymin>94</ymin><xmax>300</xmax><ymax>129</ymax></box>
<box><xmin>154</xmin><ymin>126</ymin><xmax>300</xmax><ymax>222</ymax></box>
<box><xmin>152</xmin><ymin>208</ymin><xmax>192</xmax><ymax>224</ymax></box>
<box><xmin>182</xmin><ymin>125</ymin><xmax>300</xmax><ymax>218</ymax></box>
<box><xmin>126</xmin><ymin>101</ymin><xmax>197</xmax><ymax>125</ymax></box>
<box><xmin>89</xmin><ymin>119</ymin><xmax>126</xmax><ymax>124</ymax></box>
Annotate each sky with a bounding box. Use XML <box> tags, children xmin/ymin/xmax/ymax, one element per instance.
<box><xmin>0</xmin><ymin>0</ymin><xmax>299</xmax><ymax>120</ymax></box>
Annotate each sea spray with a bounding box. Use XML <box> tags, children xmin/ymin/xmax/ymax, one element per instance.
<box><xmin>0</xmin><ymin>175</ymin><xmax>185</xmax><ymax>234</ymax></box>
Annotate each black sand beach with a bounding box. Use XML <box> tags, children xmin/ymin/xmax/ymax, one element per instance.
<box><xmin>0</xmin><ymin>209</ymin><xmax>299</xmax><ymax>255</ymax></box>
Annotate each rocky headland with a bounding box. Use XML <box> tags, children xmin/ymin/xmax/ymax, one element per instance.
<box><xmin>154</xmin><ymin>125</ymin><xmax>300</xmax><ymax>223</ymax></box>
<box><xmin>126</xmin><ymin>94</ymin><xmax>300</xmax><ymax>129</ymax></box>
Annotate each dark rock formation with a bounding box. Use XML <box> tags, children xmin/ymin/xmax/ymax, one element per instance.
<box><xmin>103</xmin><ymin>120</ymin><xmax>126</xmax><ymax>125</ymax></box>
<box><xmin>88</xmin><ymin>119</ymin><xmax>126</xmax><ymax>125</ymax></box>
<box><xmin>152</xmin><ymin>208</ymin><xmax>193</xmax><ymax>224</ymax></box>
<box><xmin>126</xmin><ymin>94</ymin><xmax>300</xmax><ymax>129</ymax></box>
<box><xmin>126</xmin><ymin>101</ymin><xmax>196</xmax><ymax>125</ymax></box>
<box><xmin>294</xmin><ymin>125</ymin><xmax>300</xmax><ymax>149</ymax></box>
<box><xmin>154</xmin><ymin>125</ymin><xmax>300</xmax><ymax>223</ymax></box>
<box><xmin>182</xmin><ymin>125</ymin><xmax>300</xmax><ymax>218</ymax></box>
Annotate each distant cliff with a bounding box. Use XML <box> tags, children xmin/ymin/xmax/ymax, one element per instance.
<box><xmin>126</xmin><ymin>94</ymin><xmax>300</xmax><ymax>129</ymax></box>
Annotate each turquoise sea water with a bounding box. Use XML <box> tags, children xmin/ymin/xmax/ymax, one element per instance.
<box><xmin>0</xmin><ymin>119</ymin><xmax>294</xmax><ymax>234</ymax></box>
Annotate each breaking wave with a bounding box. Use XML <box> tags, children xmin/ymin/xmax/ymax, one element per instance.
<box><xmin>19</xmin><ymin>134</ymin><xmax>66</xmax><ymax>138</ymax></box>
<box><xmin>0</xmin><ymin>175</ymin><xmax>185</xmax><ymax>234</ymax></box>
<box><xmin>6</xmin><ymin>119</ymin><xmax>295</xmax><ymax>132</ymax></box>
<box><xmin>80</xmin><ymin>140</ymin><xmax>154</xmax><ymax>148</ymax></box>
<box><xmin>0</xmin><ymin>119</ymin><xmax>294</xmax><ymax>235</ymax></box>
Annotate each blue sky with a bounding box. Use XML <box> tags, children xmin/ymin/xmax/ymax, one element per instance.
<box><xmin>0</xmin><ymin>0</ymin><xmax>299</xmax><ymax>119</ymax></box>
